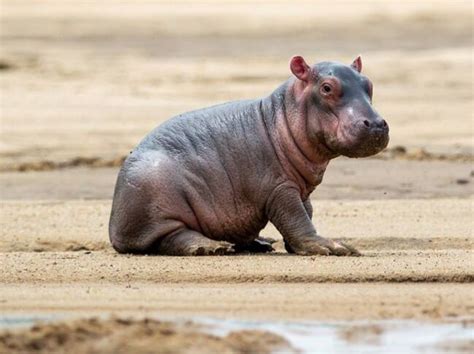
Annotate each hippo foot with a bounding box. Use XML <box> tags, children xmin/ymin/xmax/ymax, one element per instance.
<box><xmin>158</xmin><ymin>229</ymin><xmax>234</xmax><ymax>256</ymax></box>
<box><xmin>189</xmin><ymin>241</ymin><xmax>235</xmax><ymax>256</ymax></box>
<box><xmin>233</xmin><ymin>237</ymin><xmax>276</xmax><ymax>254</ymax></box>
<box><xmin>286</xmin><ymin>236</ymin><xmax>361</xmax><ymax>256</ymax></box>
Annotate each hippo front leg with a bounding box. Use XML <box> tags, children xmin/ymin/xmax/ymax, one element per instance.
<box><xmin>283</xmin><ymin>198</ymin><xmax>313</xmax><ymax>253</ymax></box>
<box><xmin>303</xmin><ymin>198</ymin><xmax>313</xmax><ymax>219</ymax></box>
<box><xmin>267</xmin><ymin>185</ymin><xmax>359</xmax><ymax>256</ymax></box>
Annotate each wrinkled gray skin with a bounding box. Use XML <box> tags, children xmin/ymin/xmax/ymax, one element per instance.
<box><xmin>109</xmin><ymin>56</ymin><xmax>389</xmax><ymax>256</ymax></box>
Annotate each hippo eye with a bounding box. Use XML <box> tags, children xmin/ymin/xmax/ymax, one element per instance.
<box><xmin>322</xmin><ymin>84</ymin><xmax>332</xmax><ymax>93</ymax></box>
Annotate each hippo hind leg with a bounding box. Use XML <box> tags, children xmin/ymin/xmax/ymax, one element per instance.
<box><xmin>158</xmin><ymin>229</ymin><xmax>235</xmax><ymax>256</ymax></box>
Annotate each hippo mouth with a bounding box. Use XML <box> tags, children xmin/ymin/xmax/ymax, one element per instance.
<box><xmin>323</xmin><ymin>122</ymin><xmax>389</xmax><ymax>158</ymax></box>
<box><xmin>338</xmin><ymin>131</ymin><xmax>389</xmax><ymax>157</ymax></box>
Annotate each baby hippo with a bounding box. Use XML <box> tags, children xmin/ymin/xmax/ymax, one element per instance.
<box><xmin>109</xmin><ymin>56</ymin><xmax>389</xmax><ymax>256</ymax></box>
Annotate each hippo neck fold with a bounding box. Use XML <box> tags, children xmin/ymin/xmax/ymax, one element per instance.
<box><xmin>261</xmin><ymin>80</ymin><xmax>333</xmax><ymax>197</ymax></box>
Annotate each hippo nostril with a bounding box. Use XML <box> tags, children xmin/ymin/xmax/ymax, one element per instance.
<box><xmin>363</xmin><ymin>120</ymin><xmax>370</xmax><ymax>128</ymax></box>
<box><xmin>382</xmin><ymin>119</ymin><xmax>387</xmax><ymax>127</ymax></box>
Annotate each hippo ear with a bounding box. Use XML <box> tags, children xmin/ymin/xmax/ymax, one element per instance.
<box><xmin>290</xmin><ymin>56</ymin><xmax>312</xmax><ymax>82</ymax></box>
<box><xmin>351</xmin><ymin>55</ymin><xmax>362</xmax><ymax>73</ymax></box>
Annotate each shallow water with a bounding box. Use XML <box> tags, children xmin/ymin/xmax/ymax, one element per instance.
<box><xmin>199</xmin><ymin>317</ymin><xmax>473</xmax><ymax>353</ymax></box>
<box><xmin>0</xmin><ymin>314</ymin><xmax>472</xmax><ymax>353</ymax></box>
<box><xmin>0</xmin><ymin>314</ymin><xmax>64</xmax><ymax>329</ymax></box>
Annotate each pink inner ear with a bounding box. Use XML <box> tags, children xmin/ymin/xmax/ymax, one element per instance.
<box><xmin>351</xmin><ymin>56</ymin><xmax>362</xmax><ymax>73</ymax></box>
<box><xmin>290</xmin><ymin>56</ymin><xmax>310</xmax><ymax>81</ymax></box>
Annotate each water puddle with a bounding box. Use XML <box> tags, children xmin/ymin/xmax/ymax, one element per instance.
<box><xmin>0</xmin><ymin>314</ymin><xmax>472</xmax><ymax>353</ymax></box>
<box><xmin>199</xmin><ymin>317</ymin><xmax>473</xmax><ymax>353</ymax></box>
<box><xmin>0</xmin><ymin>314</ymin><xmax>64</xmax><ymax>329</ymax></box>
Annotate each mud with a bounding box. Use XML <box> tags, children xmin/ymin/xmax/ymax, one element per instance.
<box><xmin>0</xmin><ymin>317</ymin><xmax>295</xmax><ymax>354</ymax></box>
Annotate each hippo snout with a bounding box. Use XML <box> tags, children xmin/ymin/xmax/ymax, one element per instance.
<box><xmin>350</xmin><ymin>117</ymin><xmax>389</xmax><ymax>156</ymax></box>
<box><xmin>355</xmin><ymin>115</ymin><xmax>389</xmax><ymax>137</ymax></box>
<box><xmin>361</xmin><ymin>117</ymin><xmax>388</xmax><ymax>131</ymax></box>
<box><xmin>335</xmin><ymin>116</ymin><xmax>389</xmax><ymax>158</ymax></box>
<box><xmin>358</xmin><ymin>117</ymin><xmax>389</xmax><ymax>139</ymax></box>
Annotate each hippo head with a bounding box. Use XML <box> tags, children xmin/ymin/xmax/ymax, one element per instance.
<box><xmin>290</xmin><ymin>55</ymin><xmax>389</xmax><ymax>158</ymax></box>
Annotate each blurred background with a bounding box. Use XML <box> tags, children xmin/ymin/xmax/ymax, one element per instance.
<box><xmin>0</xmin><ymin>0</ymin><xmax>472</xmax><ymax>199</ymax></box>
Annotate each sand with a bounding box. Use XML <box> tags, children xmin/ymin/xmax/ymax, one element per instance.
<box><xmin>1</xmin><ymin>198</ymin><xmax>473</xmax><ymax>321</ymax></box>
<box><xmin>0</xmin><ymin>0</ymin><xmax>472</xmax><ymax>170</ymax></box>
<box><xmin>1</xmin><ymin>159</ymin><xmax>473</xmax><ymax>200</ymax></box>
<box><xmin>0</xmin><ymin>0</ymin><xmax>473</xmax><ymax>352</ymax></box>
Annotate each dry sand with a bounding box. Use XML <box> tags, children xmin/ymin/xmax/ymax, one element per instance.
<box><xmin>1</xmin><ymin>198</ymin><xmax>473</xmax><ymax>321</ymax></box>
<box><xmin>1</xmin><ymin>0</ymin><xmax>473</xmax><ymax>352</ymax></box>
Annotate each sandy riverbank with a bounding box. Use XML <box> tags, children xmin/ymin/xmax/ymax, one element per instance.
<box><xmin>1</xmin><ymin>0</ymin><xmax>473</xmax><ymax>352</ymax></box>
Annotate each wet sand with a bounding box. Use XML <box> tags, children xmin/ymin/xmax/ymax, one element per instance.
<box><xmin>1</xmin><ymin>159</ymin><xmax>473</xmax><ymax>200</ymax></box>
<box><xmin>2</xmin><ymin>282</ymin><xmax>473</xmax><ymax>321</ymax></box>
<box><xmin>0</xmin><ymin>317</ymin><xmax>297</xmax><ymax>354</ymax></box>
